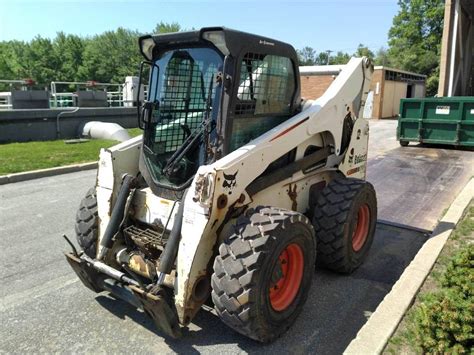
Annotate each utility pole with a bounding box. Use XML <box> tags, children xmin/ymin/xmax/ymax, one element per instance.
<box><xmin>325</xmin><ymin>50</ymin><xmax>333</xmax><ymax>65</ymax></box>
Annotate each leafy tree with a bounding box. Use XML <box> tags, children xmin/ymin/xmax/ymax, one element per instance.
<box><xmin>78</xmin><ymin>27</ymin><xmax>143</xmax><ymax>83</ymax></box>
<box><xmin>53</xmin><ymin>32</ymin><xmax>86</xmax><ymax>82</ymax></box>
<box><xmin>316</xmin><ymin>52</ymin><xmax>330</xmax><ymax>65</ymax></box>
<box><xmin>354</xmin><ymin>44</ymin><xmax>375</xmax><ymax>60</ymax></box>
<box><xmin>297</xmin><ymin>46</ymin><xmax>317</xmax><ymax>66</ymax></box>
<box><xmin>374</xmin><ymin>47</ymin><xmax>391</xmax><ymax>66</ymax></box>
<box><xmin>330</xmin><ymin>51</ymin><xmax>350</xmax><ymax>65</ymax></box>
<box><xmin>154</xmin><ymin>21</ymin><xmax>181</xmax><ymax>34</ymax></box>
<box><xmin>387</xmin><ymin>0</ymin><xmax>444</xmax><ymax>95</ymax></box>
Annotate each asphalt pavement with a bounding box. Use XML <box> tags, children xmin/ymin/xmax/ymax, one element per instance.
<box><xmin>1</xmin><ymin>120</ymin><xmax>472</xmax><ymax>353</ymax></box>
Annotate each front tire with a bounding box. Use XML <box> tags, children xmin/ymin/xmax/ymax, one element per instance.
<box><xmin>211</xmin><ymin>207</ymin><xmax>316</xmax><ymax>342</ymax></box>
<box><xmin>312</xmin><ymin>178</ymin><xmax>377</xmax><ymax>273</ymax></box>
<box><xmin>75</xmin><ymin>187</ymin><xmax>99</xmax><ymax>258</ymax></box>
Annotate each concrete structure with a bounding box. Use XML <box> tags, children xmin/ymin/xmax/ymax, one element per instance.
<box><xmin>438</xmin><ymin>0</ymin><xmax>474</xmax><ymax>97</ymax></box>
<box><xmin>0</xmin><ymin>107</ymin><xmax>137</xmax><ymax>143</ymax></box>
<box><xmin>300</xmin><ymin>65</ymin><xmax>426</xmax><ymax>119</ymax></box>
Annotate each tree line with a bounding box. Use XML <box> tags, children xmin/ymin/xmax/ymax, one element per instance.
<box><xmin>0</xmin><ymin>1</ymin><xmax>444</xmax><ymax>95</ymax></box>
<box><xmin>0</xmin><ymin>22</ymin><xmax>181</xmax><ymax>91</ymax></box>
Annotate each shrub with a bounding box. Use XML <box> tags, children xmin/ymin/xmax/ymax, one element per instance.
<box><xmin>412</xmin><ymin>291</ymin><xmax>473</xmax><ymax>353</ymax></box>
<box><xmin>410</xmin><ymin>246</ymin><xmax>474</xmax><ymax>353</ymax></box>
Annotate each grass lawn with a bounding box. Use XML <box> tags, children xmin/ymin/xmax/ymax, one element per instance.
<box><xmin>384</xmin><ymin>202</ymin><xmax>474</xmax><ymax>354</ymax></box>
<box><xmin>0</xmin><ymin>128</ymin><xmax>143</xmax><ymax>175</ymax></box>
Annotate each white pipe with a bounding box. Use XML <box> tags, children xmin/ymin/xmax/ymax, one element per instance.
<box><xmin>82</xmin><ymin>121</ymin><xmax>131</xmax><ymax>142</ymax></box>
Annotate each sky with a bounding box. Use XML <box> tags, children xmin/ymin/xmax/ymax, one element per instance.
<box><xmin>0</xmin><ymin>0</ymin><xmax>399</xmax><ymax>54</ymax></box>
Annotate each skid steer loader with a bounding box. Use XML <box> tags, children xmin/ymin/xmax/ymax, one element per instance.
<box><xmin>65</xmin><ymin>27</ymin><xmax>377</xmax><ymax>342</ymax></box>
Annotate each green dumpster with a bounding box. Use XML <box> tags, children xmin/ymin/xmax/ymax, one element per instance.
<box><xmin>397</xmin><ymin>97</ymin><xmax>474</xmax><ymax>147</ymax></box>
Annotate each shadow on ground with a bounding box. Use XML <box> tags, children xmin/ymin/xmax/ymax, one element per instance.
<box><xmin>94</xmin><ymin>223</ymin><xmax>428</xmax><ymax>354</ymax></box>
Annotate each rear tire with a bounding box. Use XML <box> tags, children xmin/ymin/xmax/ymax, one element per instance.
<box><xmin>211</xmin><ymin>206</ymin><xmax>316</xmax><ymax>342</ymax></box>
<box><xmin>399</xmin><ymin>140</ymin><xmax>409</xmax><ymax>147</ymax></box>
<box><xmin>312</xmin><ymin>178</ymin><xmax>377</xmax><ymax>273</ymax></box>
<box><xmin>75</xmin><ymin>187</ymin><xmax>99</xmax><ymax>258</ymax></box>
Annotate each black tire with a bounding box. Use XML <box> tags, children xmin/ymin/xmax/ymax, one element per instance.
<box><xmin>312</xmin><ymin>178</ymin><xmax>377</xmax><ymax>273</ymax></box>
<box><xmin>399</xmin><ymin>140</ymin><xmax>409</xmax><ymax>147</ymax></box>
<box><xmin>211</xmin><ymin>206</ymin><xmax>316</xmax><ymax>343</ymax></box>
<box><xmin>75</xmin><ymin>187</ymin><xmax>99</xmax><ymax>258</ymax></box>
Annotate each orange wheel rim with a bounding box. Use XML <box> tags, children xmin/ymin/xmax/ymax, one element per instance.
<box><xmin>352</xmin><ymin>204</ymin><xmax>370</xmax><ymax>252</ymax></box>
<box><xmin>269</xmin><ymin>243</ymin><xmax>304</xmax><ymax>312</ymax></box>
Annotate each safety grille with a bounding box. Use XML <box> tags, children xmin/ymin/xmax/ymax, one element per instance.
<box><xmin>235</xmin><ymin>52</ymin><xmax>295</xmax><ymax>116</ymax></box>
<box><xmin>152</xmin><ymin>55</ymin><xmax>217</xmax><ymax>154</ymax></box>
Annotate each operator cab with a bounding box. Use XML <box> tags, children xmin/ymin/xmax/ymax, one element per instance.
<box><xmin>137</xmin><ymin>27</ymin><xmax>301</xmax><ymax>195</ymax></box>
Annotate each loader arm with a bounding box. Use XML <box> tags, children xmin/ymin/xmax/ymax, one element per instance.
<box><xmin>175</xmin><ymin>57</ymin><xmax>373</xmax><ymax>323</ymax></box>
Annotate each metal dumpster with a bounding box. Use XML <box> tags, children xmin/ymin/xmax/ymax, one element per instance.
<box><xmin>397</xmin><ymin>97</ymin><xmax>474</xmax><ymax>147</ymax></box>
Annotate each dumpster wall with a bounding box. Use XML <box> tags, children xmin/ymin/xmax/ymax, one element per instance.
<box><xmin>398</xmin><ymin>97</ymin><xmax>474</xmax><ymax>146</ymax></box>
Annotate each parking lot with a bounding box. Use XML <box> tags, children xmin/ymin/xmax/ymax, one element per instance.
<box><xmin>1</xmin><ymin>120</ymin><xmax>473</xmax><ymax>353</ymax></box>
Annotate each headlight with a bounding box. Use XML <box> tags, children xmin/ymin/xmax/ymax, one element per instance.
<box><xmin>194</xmin><ymin>172</ymin><xmax>215</xmax><ymax>207</ymax></box>
<box><xmin>139</xmin><ymin>37</ymin><xmax>156</xmax><ymax>61</ymax></box>
<box><xmin>202</xmin><ymin>30</ymin><xmax>230</xmax><ymax>56</ymax></box>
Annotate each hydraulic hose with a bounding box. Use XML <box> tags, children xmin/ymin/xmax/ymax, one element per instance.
<box><xmin>97</xmin><ymin>174</ymin><xmax>134</xmax><ymax>260</ymax></box>
<box><xmin>157</xmin><ymin>190</ymin><xmax>187</xmax><ymax>278</ymax></box>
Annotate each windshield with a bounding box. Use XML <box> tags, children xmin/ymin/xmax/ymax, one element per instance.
<box><xmin>143</xmin><ymin>47</ymin><xmax>223</xmax><ymax>188</ymax></box>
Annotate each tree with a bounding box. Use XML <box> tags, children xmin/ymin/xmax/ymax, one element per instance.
<box><xmin>53</xmin><ymin>32</ymin><xmax>86</xmax><ymax>82</ymax></box>
<box><xmin>387</xmin><ymin>0</ymin><xmax>444</xmax><ymax>95</ymax></box>
<box><xmin>297</xmin><ymin>47</ymin><xmax>317</xmax><ymax>66</ymax></box>
<box><xmin>374</xmin><ymin>47</ymin><xmax>391</xmax><ymax>66</ymax></box>
<box><xmin>330</xmin><ymin>51</ymin><xmax>350</xmax><ymax>65</ymax></box>
<box><xmin>154</xmin><ymin>21</ymin><xmax>181</xmax><ymax>34</ymax></box>
<box><xmin>354</xmin><ymin>44</ymin><xmax>375</xmax><ymax>60</ymax></box>
<box><xmin>78</xmin><ymin>27</ymin><xmax>143</xmax><ymax>83</ymax></box>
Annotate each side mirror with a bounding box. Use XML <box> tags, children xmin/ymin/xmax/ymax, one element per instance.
<box><xmin>137</xmin><ymin>60</ymin><xmax>159</xmax><ymax>129</ymax></box>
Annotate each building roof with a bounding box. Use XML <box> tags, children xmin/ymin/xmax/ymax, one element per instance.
<box><xmin>374</xmin><ymin>66</ymin><xmax>427</xmax><ymax>78</ymax></box>
<box><xmin>299</xmin><ymin>65</ymin><xmax>345</xmax><ymax>76</ymax></box>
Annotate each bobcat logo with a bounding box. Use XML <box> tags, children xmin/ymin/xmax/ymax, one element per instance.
<box><xmin>223</xmin><ymin>171</ymin><xmax>238</xmax><ymax>194</ymax></box>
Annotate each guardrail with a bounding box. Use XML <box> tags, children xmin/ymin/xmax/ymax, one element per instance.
<box><xmin>0</xmin><ymin>79</ymin><xmax>149</xmax><ymax>110</ymax></box>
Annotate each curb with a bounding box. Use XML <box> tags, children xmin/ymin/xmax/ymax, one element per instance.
<box><xmin>344</xmin><ymin>177</ymin><xmax>474</xmax><ymax>355</ymax></box>
<box><xmin>0</xmin><ymin>162</ymin><xmax>98</xmax><ymax>185</ymax></box>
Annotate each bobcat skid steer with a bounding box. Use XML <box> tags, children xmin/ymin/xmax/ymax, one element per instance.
<box><xmin>65</xmin><ymin>27</ymin><xmax>377</xmax><ymax>342</ymax></box>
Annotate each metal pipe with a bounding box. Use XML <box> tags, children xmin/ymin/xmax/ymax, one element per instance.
<box><xmin>81</xmin><ymin>254</ymin><xmax>140</xmax><ymax>287</ymax></box>
<box><xmin>56</xmin><ymin>107</ymin><xmax>79</xmax><ymax>139</ymax></box>
<box><xmin>97</xmin><ymin>174</ymin><xmax>134</xmax><ymax>260</ymax></box>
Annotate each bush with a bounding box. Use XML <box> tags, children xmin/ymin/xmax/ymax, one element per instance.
<box><xmin>410</xmin><ymin>246</ymin><xmax>474</xmax><ymax>353</ymax></box>
<box><xmin>442</xmin><ymin>245</ymin><xmax>474</xmax><ymax>298</ymax></box>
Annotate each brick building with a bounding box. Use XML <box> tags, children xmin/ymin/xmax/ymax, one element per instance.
<box><xmin>299</xmin><ymin>65</ymin><xmax>426</xmax><ymax>119</ymax></box>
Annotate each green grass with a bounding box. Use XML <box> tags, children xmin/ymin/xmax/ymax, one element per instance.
<box><xmin>0</xmin><ymin>139</ymin><xmax>117</xmax><ymax>175</ymax></box>
<box><xmin>385</xmin><ymin>202</ymin><xmax>474</xmax><ymax>354</ymax></box>
<box><xmin>0</xmin><ymin>127</ymin><xmax>144</xmax><ymax>175</ymax></box>
<box><xmin>127</xmin><ymin>127</ymin><xmax>143</xmax><ymax>137</ymax></box>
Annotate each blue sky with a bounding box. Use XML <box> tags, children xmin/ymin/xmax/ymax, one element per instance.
<box><xmin>0</xmin><ymin>0</ymin><xmax>399</xmax><ymax>54</ymax></box>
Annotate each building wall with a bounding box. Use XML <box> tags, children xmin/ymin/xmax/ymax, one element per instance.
<box><xmin>300</xmin><ymin>75</ymin><xmax>336</xmax><ymax>100</ymax></box>
<box><xmin>369</xmin><ymin>69</ymin><xmax>385</xmax><ymax>119</ymax></box>
<box><xmin>382</xmin><ymin>81</ymin><xmax>406</xmax><ymax>118</ymax></box>
<box><xmin>438</xmin><ymin>0</ymin><xmax>474</xmax><ymax>96</ymax></box>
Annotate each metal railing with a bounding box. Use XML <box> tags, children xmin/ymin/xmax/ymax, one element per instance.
<box><xmin>0</xmin><ymin>79</ymin><xmax>149</xmax><ymax>109</ymax></box>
